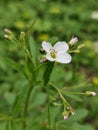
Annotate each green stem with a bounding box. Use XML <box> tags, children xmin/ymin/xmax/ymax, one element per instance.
<box><xmin>45</xmin><ymin>87</ymin><xmax>51</xmax><ymax>130</ymax></box>
<box><xmin>34</xmin><ymin>63</ymin><xmax>44</xmax><ymax>71</ymax></box>
<box><xmin>48</xmin><ymin>82</ymin><xmax>71</xmax><ymax>107</ymax></box>
<box><xmin>0</xmin><ymin>115</ymin><xmax>24</xmax><ymax>122</ymax></box>
<box><xmin>48</xmin><ymin>104</ymin><xmax>51</xmax><ymax>130</ymax></box>
<box><xmin>24</xmin><ymin>47</ymin><xmax>34</xmax><ymax>66</ymax></box>
<box><xmin>22</xmin><ymin>84</ymin><xmax>33</xmax><ymax>130</ymax></box>
<box><xmin>61</xmin><ymin>91</ymin><xmax>87</xmax><ymax>95</ymax></box>
<box><xmin>10</xmin><ymin>38</ymin><xmax>35</xmax><ymax>69</ymax></box>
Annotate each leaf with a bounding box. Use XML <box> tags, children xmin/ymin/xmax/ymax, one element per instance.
<box><xmin>70</xmin><ymin>108</ymin><xmax>88</xmax><ymax>121</ymax></box>
<box><xmin>30</xmin><ymin>92</ymin><xmax>47</xmax><ymax>108</ymax></box>
<box><xmin>62</xmin><ymin>92</ymin><xmax>83</xmax><ymax>102</ymax></box>
<box><xmin>4</xmin><ymin>92</ymin><xmax>16</xmax><ymax>105</ymax></box>
<box><xmin>5</xmin><ymin>58</ymin><xmax>25</xmax><ymax>76</ymax></box>
<box><xmin>48</xmin><ymin>104</ymin><xmax>55</xmax><ymax>129</ymax></box>
<box><xmin>12</xmin><ymin>84</ymin><xmax>28</xmax><ymax>116</ymax></box>
<box><xmin>25</xmin><ymin>59</ymin><xmax>36</xmax><ymax>80</ymax></box>
<box><xmin>0</xmin><ymin>56</ymin><xmax>7</xmax><ymax>70</ymax></box>
<box><xmin>27</xmin><ymin>19</ymin><xmax>36</xmax><ymax>36</ymax></box>
<box><xmin>6</xmin><ymin>121</ymin><xmax>12</xmax><ymax>130</ymax></box>
<box><xmin>8</xmin><ymin>121</ymin><xmax>22</xmax><ymax>130</ymax></box>
<box><xmin>73</xmin><ymin>123</ymin><xmax>94</xmax><ymax>130</ymax></box>
<box><xmin>43</xmin><ymin>62</ymin><xmax>54</xmax><ymax>85</ymax></box>
<box><xmin>29</xmin><ymin>36</ymin><xmax>39</xmax><ymax>66</ymax></box>
<box><xmin>48</xmin><ymin>36</ymin><xmax>59</xmax><ymax>44</ymax></box>
<box><xmin>0</xmin><ymin>122</ymin><xmax>6</xmax><ymax>130</ymax></box>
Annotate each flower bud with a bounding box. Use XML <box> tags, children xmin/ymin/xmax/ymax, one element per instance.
<box><xmin>77</xmin><ymin>44</ymin><xmax>85</xmax><ymax>49</ymax></box>
<box><xmin>40</xmin><ymin>56</ymin><xmax>47</xmax><ymax>63</ymax></box>
<box><xmin>40</xmin><ymin>48</ymin><xmax>45</xmax><ymax>54</ymax></box>
<box><xmin>62</xmin><ymin>111</ymin><xmax>69</xmax><ymax>120</ymax></box>
<box><xmin>4</xmin><ymin>28</ymin><xmax>12</xmax><ymax>35</ymax></box>
<box><xmin>4</xmin><ymin>28</ymin><xmax>14</xmax><ymax>40</ymax></box>
<box><xmin>85</xmin><ymin>91</ymin><xmax>96</xmax><ymax>96</ymax></box>
<box><xmin>20</xmin><ymin>31</ymin><xmax>25</xmax><ymax>37</ymax></box>
<box><xmin>69</xmin><ymin>37</ymin><xmax>78</xmax><ymax>45</ymax></box>
<box><xmin>19</xmin><ymin>32</ymin><xmax>25</xmax><ymax>41</ymax></box>
<box><xmin>74</xmin><ymin>49</ymin><xmax>80</xmax><ymax>53</ymax></box>
<box><xmin>52</xmin><ymin>102</ymin><xmax>60</xmax><ymax>106</ymax></box>
<box><xmin>4</xmin><ymin>34</ymin><xmax>8</xmax><ymax>38</ymax></box>
<box><xmin>70</xmin><ymin>108</ymin><xmax>75</xmax><ymax>115</ymax></box>
<box><xmin>64</xmin><ymin>115</ymin><xmax>68</xmax><ymax>120</ymax></box>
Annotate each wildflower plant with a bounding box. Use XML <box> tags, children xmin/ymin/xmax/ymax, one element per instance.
<box><xmin>3</xmin><ymin>26</ymin><xmax>96</xmax><ymax>130</ymax></box>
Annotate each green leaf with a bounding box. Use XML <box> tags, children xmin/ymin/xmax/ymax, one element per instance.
<box><xmin>12</xmin><ymin>94</ymin><xmax>23</xmax><ymax>117</ymax></box>
<box><xmin>12</xmin><ymin>84</ymin><xmax>28</xmax><ymax>116</ymax></box>
<box><xmin>30</xmin><ymin>92</ymin><xmax>47</xmax><ymax>108</ymax></box>
<box><xmin>0</xmin><ymin>55</ymin><xmax>7</xmax><ymax>70</ymax></box>
<box><xmin>62</xmin><ymin>92</ymin><xmax>83</xmax><ymax>102</ymax></box>
<box><xmin>25</xmin><ymin>59</ymin><xmax>36</xmax><ymax>81</ymax></box>
<box><xmin>48</xmin><ymin>104</ymin><xmax>55</xmax><ymax>129</ymax></box>
<box><xmin>29</xmin><ymin>36</ymin><xmax>39</xmax><ymax>66</ymax></box>
<box><xmin>8</xmin><ymin>121</ymin><xmax>22</xmax><ymax>130</ymax></box>
<box><xmin>70</xmin><ymin>108</ymin><xmax>88</xmax><ymax>121</ymax></box>
<box><xmin>4</xmin><ymin>92</ymin><xmax>16</xmax><ymax>105</ymax></box>
<box><xmin>5</xmin><ymin>58</ymin><xmax>25</xmax><ymax>76</ymax></box>
<box><xmin>27</xmin><ymin>19</ymin><xmax>36</xmax><ymax>36</ymax></box>
<box><xmin>73</xmin><ymin>123</ymin><xmax>94</xmax><ymax>130</ymax></box>
<box><xmin>6</xmin><ymin>121</ymin><xmax>12</xmax><ymax>130</ymax></box>
<box><xmin>0</xmin><ymin>122</ymin><xmax>6</xmax><ymax>130</ymax></box>
<box><xmin>43</xmin><ymin>62</ymin><xmax>54</xmax><ymax>85</ymax></box>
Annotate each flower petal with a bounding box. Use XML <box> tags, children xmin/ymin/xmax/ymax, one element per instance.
<box><xmin>46</xmin><ymin>53</ymin><xmax>55</xmax><ymax>61</ymax></box>
<box><xmin>55</xmin><ymin>53</ymin><xmax>72</xmax><ymax>63</ymax></box>
<box><xmin>53</xmin><ymin>41</ymin><xmax>69</xmax><ymax>53</ymax></box>
<box><xmin>42</xmin><ymin>41</ymin><xmax>53</xmax><ymax>53</ymax></box>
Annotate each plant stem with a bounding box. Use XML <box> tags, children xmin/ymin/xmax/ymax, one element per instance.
<box><xmin>48</xmin><ymin>82</ymin><xmax>71</xmax><ymax>107</ymax></box>
<box><xmin>61</xmin><ymin>91</ymin><xmax>87</xmax><ymax>95</ymax></box>
<box><xmin>45</xmin><ymin>87</ymin><xmax>51</xmax><ymax>130</ymax></box>
<box><xmin>22</xmin><ymin>84</ymin><xmax>33</xmax><ymax>130</ymax></box>
<box><xmin>48</xmin><ymin>104</ymin><xmax>51</xmax><ymax>130</ymax></box>
<box><xmin>34</xmin><ymin>63</ymin><xmax>44</xmax><ymax>71</ymax></box>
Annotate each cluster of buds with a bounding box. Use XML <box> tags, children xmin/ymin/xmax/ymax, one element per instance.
<box><xmin>73</xmin><ymin>44</ymin><xmax>85</xmax><ymax>53</ymax></box>
<box><xmin>19</xmin><ymin>31</ymin><xmax>26</xmax><ymax>48</ymax></box>
<box><xmin>19</xmin><ymin>31</ymin><xmax>25</xmax><ymax>41</ymax></box>
<box><xmin>63</xmin><ymin>106</ymin><xmax>75</xmax><ymax>120</ymax></box>
<box><xmin>4</xmin><ymin>28</ymin><xmax>13</xmax><ymax>40</ymax></box>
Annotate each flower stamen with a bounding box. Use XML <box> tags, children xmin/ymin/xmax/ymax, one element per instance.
<box><xmin>50</xmin><ymin>50</ymin><xmax>56</xmax><ymax>58</ymax></box>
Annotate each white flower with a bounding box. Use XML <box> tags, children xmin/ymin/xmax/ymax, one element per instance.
<box><xmin>42</xmin><ymin>41</ymin><xmax>71</xmax><ymax>64</ymax></box>
<box><xmin>69</xmin><ymin>37</ymin><xmax>78</xmax><ymax>45</ymax></box>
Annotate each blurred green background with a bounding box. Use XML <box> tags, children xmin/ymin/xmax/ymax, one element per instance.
<box><xmin>0</xmin><ymin>0</ymin><xmax>98</xmax><ymax>130</ymax></box>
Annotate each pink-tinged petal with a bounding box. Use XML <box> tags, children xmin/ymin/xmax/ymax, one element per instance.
<box><xmin>55</xmin><ymin>53</ymin><xmax>72</xmax><ymax>63</ymax></box>
<box><xmin>69</xmin><ymin>37</ymin><xmax>78</xmax><ymax>45</ymax></box>
<box><xmin>46</xmin><ymin>53</ymin><xmax>55</xmax><ymax>61</ymax></box>
<box><xmin>53</xmin><ymin>41</ymin><xmax>69</xmax><ymax>53</ymax></box>
<box><xmin>64</xmin><ymin>115</ymin><xmax>68</xmax><ymax>120</ymax></box>
<box><xmin>86</xmin><ymin>91</ymin><xmax>97</xmax><ymax>96</ymax></box>
<box><xmin>42</xmin><ymin>41</ymin><xmax>53</xmax><ymax>53</ymax></box>
<box><xmin>91</xmin><ymin>92</ymin><xmax>96</xmax><ymax>96</ymax></box>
